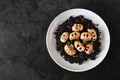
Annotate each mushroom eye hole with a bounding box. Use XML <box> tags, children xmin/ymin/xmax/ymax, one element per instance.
<box><xmin>79</xmin><ymin>25</ymin><xmax>81</xmax><ymax>28</ymax></box>
<box><xmin>62</xmin><ymin>37</ymin><xmax>64</xmax><ymax>39</ymax></box>
<box><xmin>85</xmin><ymin>49</ymin><xmax>88</xmax><ymax>51</ymax></box>
<box><xmin>63</xmin><ymin>35</ymin><xmax>65</xmax><ymax>37</ymax></box>
<box><xmin>83</xmin><ymin>34</ymin><xmax>85</xmax><ymax>37</ymax></box>
<box><xmin>72</xmin><ymin>34</ymin><xmax>74</xmax><ymax>36</ymax></box>
<box><xmin>75</xmin><ymin>27</ymin><xmax>78</xmax><ymax>29</ymax></box>
<box><xmin>77</xmin><ymin>44</ymin><xmax>79</xmax><ymax>47</ymax></box>
<box><xmin>79</xmin><ymin>47</ymin><xmax>82</xmax><ymax>50</ymax></box>
<box><xmin>92</xmin><ymin>32</ymin><xmax>94</xmax><ymax>34</ymax></box>
<box><xmin>76</xmin><ymin>24</ymin><xmax>78</xmax><ymax>27</ymax></box>
<box><xmin>93</xmin><ymin>35</ymin><xmax>96</xmax><ymax>37</ymax></box>
<box><xmin>86</xmin><ymin>34</ymin><xmax>88</xmax><ymax>37</ymax></box>
<box><xmin>74</xmin><ymin>33</ymin><xmax>77</xmax><ymax>35</ymax></box>
<box><xmin>86</xmin><ymin>47</ymin><xmax>89</xmax><ymax>49</ymax></box>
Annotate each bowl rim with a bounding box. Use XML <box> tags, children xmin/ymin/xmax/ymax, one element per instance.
<box><xmin>46</xmin><ymin>8</ymin><xmax>110</xmax><ymax>72</ymax></box>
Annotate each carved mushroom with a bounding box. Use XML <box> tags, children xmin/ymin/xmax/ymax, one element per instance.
<box><xmin>87</xmin><ymin>29</ymin><xmax>97</xmax><ymax>41</ymax></box>
<box><xmin>85</xmin><ymin>43</ymin><xmax>94</xmax><ymax>55</ymax></box>
<box><xmin>74</xmin><ymin>41</ymin><xmax>85</xmax><ymax>52</ymax></box>
<box><xmin>72</xmin><ymin>24</ymin><xmax>83</xmax><ymax>31</ymax></box>
<box><xmin>60</xmin><ymin>32</ymin><xmax>69</xmax><ymax>43</ymax></box>
<box><xmin>80</xmin><ymin>32</ymin><xmax>92</xmax><ymax>42</ymax></box>
<box><xmin>64</xmin><ymin>44</ymin><xmax>76</xmax><ymax>56</ymax></box>
<box><xmin>69</xmin><ymin>32</ymin><xmax>80</xmax><ymax>40</ymax></box>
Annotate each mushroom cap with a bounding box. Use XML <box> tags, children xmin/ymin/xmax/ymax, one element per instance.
<box><xmin>85</xmin><ymin>43</ymin><xmax>94</xmax><ymax>55</ymax></box>
<box><xmin>72</xmin><ymin>24</ymin><xmax>83</xmax><ymax>32</ymax></box>
<box><xmin>60</xmin><ymin>32</ymin><xmax>69</xmax><ymax>43</ymax></box>
<box><xmin>74</xmin><ymin>41</ymin><xmax>85</xmax><ymax>52</ymax></box>
<box><xmin>80</xmin><ymin>32</ymin><xmax>92</xmax><ymax>42</ymax></box>
<box><xmin>87</xmin><ymin>29</ymin><xmax>97</xmax><ymax>41</ymax></box>
<box><xmin>69</xmin><ymin>31</ymin><xmax>80</xmax><ymax>40</ymax></box>
<box><xmin>64</xmin><ymin>44</ymin><xmax>76</xmax><ymax>56</ymax></box>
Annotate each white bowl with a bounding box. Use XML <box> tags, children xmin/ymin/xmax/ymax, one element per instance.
<box><xmin>46</xmin><ymin>8</ymin><xmax>110</xmax><ymax>72</ymax></box>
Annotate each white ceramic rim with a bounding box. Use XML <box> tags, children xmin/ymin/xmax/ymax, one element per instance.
<box><xmin>46</xmin><ymin>8</ymin><xmax>110</xmax><ymax>72</ymax></box>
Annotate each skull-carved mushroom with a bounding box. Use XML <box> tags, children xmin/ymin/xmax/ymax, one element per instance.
<box><xmin>60</xmin><ymin>32</ymin><xmax>69</xmax><ymax>43</ymax></box>
<box><xmin>87</xmin><ymin>29</ymin><xmax>97</xmax><ymax>41</ymax></box>
<box><xmin>80</xmin><ymin>32</ymin><xmax>92</xmax><ymax>42</ymax></box>
<box><xmin>85</xmin><ymin>43</ymin><xmax>94</xmax><ymax>55</ymax></box>
<box><xmin>74</xmin><ymin>41</ymin><xmax>85</xmax><ymax>52</ymax></box>
<box><xmin>69</xmin><ymin>32</ymin><xmax>80</xmax><ymax>40</ymax></box>
<box><xmin>64</xmin><ymin>44</ymin><xmax>76</xmax><ymax>56</ymax></box>
<box><xmin>72</xmin><ymin>24</ymin><xmax>83</xmax><ymax>32</ymax></box>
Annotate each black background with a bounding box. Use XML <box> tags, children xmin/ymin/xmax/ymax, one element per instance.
<box><xmin>0</xmin><ymin>0</ymin><xmax>119</xmax><ymax>80</ymax></box>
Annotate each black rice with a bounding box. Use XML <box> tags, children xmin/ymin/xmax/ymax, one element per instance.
<box><xmin>54</xmin><ymin>15</ymin><xmax>101</xmax><ymax>64</ymax></box>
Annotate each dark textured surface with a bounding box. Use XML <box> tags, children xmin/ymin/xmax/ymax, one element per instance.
<box><xmin>0</xmin><ymin>0</ymin><xmax>119</xmax><ymax>80</ymax></box>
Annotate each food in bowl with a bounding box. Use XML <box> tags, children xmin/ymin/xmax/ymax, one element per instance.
<box><xmin>54</xmin><ymin>15</ymin><xmax>101</xmax><ymax>64</ymax></box>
